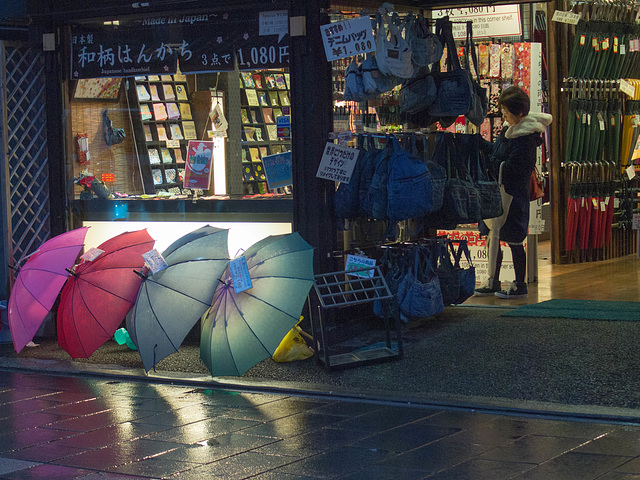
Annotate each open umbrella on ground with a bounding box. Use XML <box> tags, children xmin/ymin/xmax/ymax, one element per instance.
<box><xmin>200</xmin><ymin>232</ymin><xmax>314</xmax><ymax>377</ymax></box>
<box><xmin>8</xmin><ymin>227</ymin><xmax>89</xmax><ymax>353</ymax></box>
<box><xmin>127</xmin><ymin>225</ymin><xmax>229</xmax><ymax>372</ymax></box>
<box><xmin>57</xmin><ymin>229</ymin><xmax>155</xmax><ymax>359</ymax></box>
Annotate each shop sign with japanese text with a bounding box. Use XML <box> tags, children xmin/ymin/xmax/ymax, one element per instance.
<box><xmin>320</xmin><ymin>16</ymin><xmax>375</xmax><ymax>62</ymax></box>
<box><xmin>71</xmin><ymin>9</ymin><xmax>290</xmax><ymax>79</ymax></box>
<box><xmin>433</xmin><ymin>5</ymin><xmax>521</xmax><ymax>40</ymax></box>
<box><xmin>316</xmin><ymin>143</ymin><xmax>359</xmax><ymax>183</ymax></box>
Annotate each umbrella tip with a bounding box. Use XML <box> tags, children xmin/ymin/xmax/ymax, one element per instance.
<box><xmin>218</xmin><ymin>278</ymin><xmax>227</xmax><ymax>286</ymax></box>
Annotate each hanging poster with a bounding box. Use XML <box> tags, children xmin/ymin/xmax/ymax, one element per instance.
<box><xmin>184</xmin><ymin>141</ymin><xmax>214</xmax><ymax>189</ymax></box>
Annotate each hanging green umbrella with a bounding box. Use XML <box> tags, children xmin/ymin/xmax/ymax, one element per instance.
<box><xmin>200</xmin><ymin>233</ymin><xmax>315</xmax><ymax>377</ymax></box>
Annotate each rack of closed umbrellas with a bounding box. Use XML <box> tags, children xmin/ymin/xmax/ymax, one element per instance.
<box><xmin>560</xmin><ymin>0</ymin><xmax>640</xmax><ymax>263</ymax></box>
<box><xmin>2</xmin><ymin>226</ymin><xmax>316</xmax><ymax>377</ymax></box>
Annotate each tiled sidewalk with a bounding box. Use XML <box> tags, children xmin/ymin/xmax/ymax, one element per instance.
<box><xmin>1</xmin><ymin>371</ymin><xmax>640</xmax><ymax>479</ymax></box>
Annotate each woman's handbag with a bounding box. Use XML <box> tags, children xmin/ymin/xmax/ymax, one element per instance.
<box><xmin>424</xmin><ymin>132</ymin><xmax>481</xmax><ymax>229</ymax></box>
<box><xmin>530</xmin><ymin>166</ymin><xmax>545</xmax><ymax>201</ymax></box>
<box><xmin>375</xmin><ymin>12</ymin><xmax>414</xmax><ymax>79</ymax></box>
<box><xmin>404</xmin><ymin>13</ymin><xmax>443</xmax><ymax>69</ymax></box>
<box><xmin>434</xmin><ymin>239</ymin><xmax>475</xmax><ymax>306</ymax></box>
<box><xmin>428</xmin><ymin>17</ymin><xmax>474</xmax><ymax>124</ymax></box>
<box><xmin>464</xmin><ymin>22</ymin><xmax>489</xmax><ymax>127</ymax></box>
<box><xmin>397</xmin><ymin>246</ymin><xmax>444</xmax><ymax>321</ymax></box>
<box><xmin>461</xmin><ymin>134</ymin><xmax>502</xmax><ymax>220</ymax></box>
<box><xmin>103</xmin><ymin>110</ymin><xmax>126</xmax><ymax>146</ymax></box>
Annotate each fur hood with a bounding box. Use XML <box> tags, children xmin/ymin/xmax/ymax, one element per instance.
<box><xmin>505</xmin><ymin>112</ymin><xmax>553</xmax><ymax>139</ymax></box>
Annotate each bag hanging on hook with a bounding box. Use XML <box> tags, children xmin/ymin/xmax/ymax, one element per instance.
<box><xmin>103</xmin><ymin>110</ymin><xmax>126</xmax><ymax>147</ymax></box>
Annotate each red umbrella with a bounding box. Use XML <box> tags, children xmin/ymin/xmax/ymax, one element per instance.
<box><xmin>604</xmin><ymin>185</ymin><xmax>616</xmax><ymax>247</ymax></box>
<box><xmin>57</xmin><ymin>229</ymin><xmax>155</xmax><ymax>359</ymax></box>
<box><xmin>580</xmin><ymin>189</ymin><xmax>593</xmax><ymax>251</ymax></box>
<box><xmin>565</xmin><ymin>165</ymin><xmax>580</xmax><ymax>252</ymax></box>
<box><xmin>8</xmin><ymin>227</ymin><xmax>89</xmax><ymax>353</ymax></box>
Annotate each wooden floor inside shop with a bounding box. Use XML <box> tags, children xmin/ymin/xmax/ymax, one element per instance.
<box><xmin>465</xmin><ymin>239</ymin><xmax>640</xmax><ymax>307</ymax></box>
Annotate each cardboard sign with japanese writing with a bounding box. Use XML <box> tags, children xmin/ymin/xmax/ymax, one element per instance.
<box><xmin>320</xmin><ymin>16</ymin><xmax>375</xmax><ymax>62</ymax></box>
<box><xmin>184</xmin><ymin>140</ymin><xmax>213</xmax><ymax>190</ymax></box>
<box><xmin>262</xmin><ymin>151</ymin><xmax>292</xmax><ymax>189</ymax></box>
<box><xmin>316</xmin><ymin>143</ymin><xmax>359</xmax><ymax>183</ymax></box>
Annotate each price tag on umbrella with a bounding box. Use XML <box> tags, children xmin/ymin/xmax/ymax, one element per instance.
<box><xmin>80</xmin><ymin>247</ymin><xmax>104</xmax><ymax>262</ymax></box>
<box><xmin>143</xmin><ymin>249</ymin><xmax>168</xmax><ymax>274</ymax></box>
<box><xmin>229</xmin><ymin>256</ymin><xmax>253</xmax><ymax>293</ymax></box>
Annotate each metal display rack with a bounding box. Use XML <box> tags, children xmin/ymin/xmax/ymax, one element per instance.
<box><xmin>308</xmin><ymin>266</ymin><xmax>403</xmax><ymax>371</ymax></box>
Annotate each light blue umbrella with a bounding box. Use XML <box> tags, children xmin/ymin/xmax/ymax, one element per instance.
<box><xmin>200</xmin><ymin>233</ymin><xmax>315</xmax><ymax>377</ymax></box>
<box><xmin>127</xmin><ymin>225</ymin><xmax>229</xmax><ymax>372</ymax></box>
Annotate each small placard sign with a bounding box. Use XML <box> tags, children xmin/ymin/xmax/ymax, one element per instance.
<box><xmin>320</xmin><ymin>16</ymin><xmax>375</xmax><ymax>62</ymax></box>
<box><xmin>345</xmin><ymin>254</ymin><xmax>376</xmax><ymax>278</ymax></box>
<box><xmin>262</xmin><ymin>151</ymin><xmax>292</xmax><ymax>189</ymax></box>
<box><xmin>316</xmin><ymin>142</ymin><xmax>359</xmax><ymax>183</ymax></box>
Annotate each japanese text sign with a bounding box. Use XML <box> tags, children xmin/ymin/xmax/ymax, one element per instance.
<box><xmin>345</xmin><ymin>254</ymin><xmax>376</xmax><ymax>278</ymax></box>
<box><xmin>71</xmin><ymin>9</ymin><xmax>290</xmax><ymax>79</ymax></box>
<box><xmin>316</xmin><ymin>142</ymin><xmax>359</xmax><ymax>183</ymax></box>
<box><xmin>320</xmin><ymin>16</ymin><xmax>375</xmax><ymax>62</ymax></box>
<box><xmin>262</xmin><ymin>151</ymin><xmax>292</xmax><ymax>189</ymax></box>
<box><xmin>433</xmin><ymin>5</ymin><xmax>521</xmax><ymax>40</ymax></box>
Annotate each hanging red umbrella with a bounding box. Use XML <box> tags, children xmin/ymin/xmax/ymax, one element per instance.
<box><xmin>565</xmin><ymin>165</ymin><xmax>579</xmax><ymax>252</ymax></box>
<box><xmin>579</xmin><ymin>185</ymin><xmax>593</xmax><ymax>251</ymax></box>
<box><xmin>57</xmin><ymin>229</ymin><xmax>155</xmax><ymax>359</ymax></box>
<box><xmin>604</xmin><ymin>180</ymin><xmax>616</xmax><ymax>247</ymax></box>
<box><xmin>8</xmin><ymin>227</ymin><xmax>89</xmax><ymax>353</ymax></box>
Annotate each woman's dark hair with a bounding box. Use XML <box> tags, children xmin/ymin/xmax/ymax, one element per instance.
<box><xmin>498</xmin><ymin>86</ymin><xmax>530</xmax><ymax>117</ymax></box>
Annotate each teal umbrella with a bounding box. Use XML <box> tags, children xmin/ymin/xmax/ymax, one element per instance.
<box><xmin>200</xmin><ymin>233</ymin><xmax>315</xmax><ymax>377</ymax></box>
<box><xmin>127</xmin><ymin>225</ymin><xmax>229</xmax><ymax>372</ymax></box>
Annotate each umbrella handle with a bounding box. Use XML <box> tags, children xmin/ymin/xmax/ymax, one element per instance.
<box><xmin>133</xmin><ymin>269</ymin><xmax>147</xmax><ymax>279</ymax></box>
<box><xmin>65</xmin><ymin>267</ymin><xmax>77</xmax><ymax>277</ymax></box>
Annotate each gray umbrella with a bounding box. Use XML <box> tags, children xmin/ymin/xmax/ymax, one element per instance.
<box><xmin>127</xmin><ymin>225</ymin><xmax>229</xmax><ymax>372</ymax></box>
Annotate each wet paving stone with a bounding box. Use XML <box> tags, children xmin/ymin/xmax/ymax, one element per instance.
<box><xmin>0</xmin><ymin>463</ymin><xmax>93</xmax><ymax>480</ymax></box>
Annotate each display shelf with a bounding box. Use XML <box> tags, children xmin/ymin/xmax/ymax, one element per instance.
<box><xmin>239</xmin><ymin>69</ymin><xmax>291</xmax><ymax>195</ymax></box>
<box><xmin>127</xmin><ymin>74</ymin><xmax>196</xmax><ymax>194</ymax></box>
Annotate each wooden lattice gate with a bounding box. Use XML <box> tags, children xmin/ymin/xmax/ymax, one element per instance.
<box><xmin>0</xmin><ymin>42</ymin><xmax>48</xmax><ymax>298</ymax></box>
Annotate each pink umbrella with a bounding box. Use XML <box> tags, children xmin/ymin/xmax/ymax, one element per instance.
<box><xmin>8</xmin><ymin>227</ymin><xmax>89</xmax><ymax>353</ymax></box>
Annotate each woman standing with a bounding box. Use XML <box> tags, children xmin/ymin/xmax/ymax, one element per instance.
<box><xmin>474</xmin><ymin>86</ymin><xmax>552</xmax><ymax>299</ymax></box>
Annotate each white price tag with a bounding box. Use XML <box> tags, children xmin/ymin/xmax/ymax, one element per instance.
<box><xmin>80</xmin><ymin>247</ymin><xmax>105</xmax><ymax>262</ymax></box>
<box><xmin>620</xmin><ymin>79</ymin><xmax>635</xmax><ymax>97</ymax></box>
<box><xmin>166</xmin><ymin>139</ymin><xmax>180</xmax><ymax>148</ymax></box>
<box><xmin>143</xmin><ymin>249</ymin><xmax>169</xmax><ymax>275</ymax></box>
<box><xmin>345</xmin><ymin>254</ymin><xmax>376</xmax><ymax>278</ymax></box>
<box><xmin>552</xmin><ymin>10</ymin><xmax>581</xmax><ymax>25</ymax></box>
<box><xmin>229</xmin><ymin>256</ymin><xmax>253</xmax><ymax>293</ymax></box>
<box><xmin>626</xmin><ymin>164</ymin><xmax>636</xmax><ymax>180</ymax></box>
